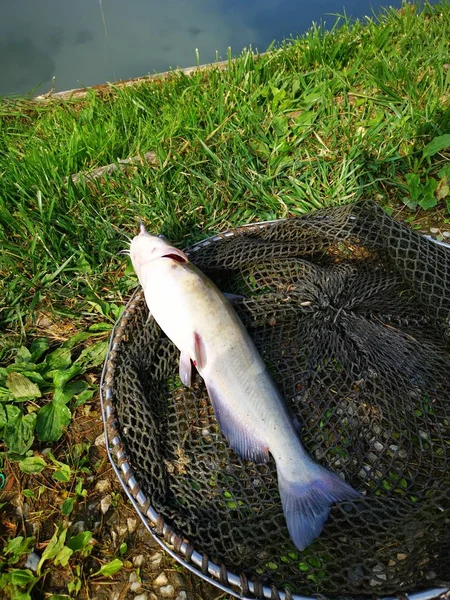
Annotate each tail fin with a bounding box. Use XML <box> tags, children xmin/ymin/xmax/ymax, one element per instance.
<box><xmin>278</xmin><ymin>466</ymin><xmax>361</xmax><ymax>551</ymax></box>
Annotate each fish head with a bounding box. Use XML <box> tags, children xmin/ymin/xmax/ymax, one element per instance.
<box><xmin>129</xmin><ymin>222</ymin><xmax>188</xmax><ymax>279</ymax></box>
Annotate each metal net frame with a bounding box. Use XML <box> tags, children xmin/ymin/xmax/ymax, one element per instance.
<box><xmin>100</xmin><ymin>200</ymin><xmax>450</xmax><ymax>600</ymax></box>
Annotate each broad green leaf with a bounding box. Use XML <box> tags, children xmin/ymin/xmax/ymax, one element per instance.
<box><xmin>438</xmin><ymin>164</ymin><xmax>450</xmax><ymax>179</ymax></box>
<box><xmin>46</xmin><ymin>348</ymin><xmax>72</xmax><ymax>371</ymax></box>
<box><xmin>54</xmin><ymin>545</ymin><xmax>73</xmax><ymax>567</ymax></box>
<box><xmin>67</xmin><ymin>577</ymin><xmax>82</xmax><ymax>594</ymax></box>
<box><xmin>52</xmin><ymin>463</ymin><xmax>71</xmax><ymax>482</ymax></box>
<box><xmin>0</xmin><ymin>367</ymin><xmax>7</xmax><ymax>385</ymax></box>
<box><xmin>91</xmin><ymin>558</ymin><xmax>123</xmax><ymax>577</ymax></box>
<box><xmin>4</xmin><ymin>408</ymin><xmax>36</xmax><ymax>454</ymax></box>
<box><xmin>418</xmin><ymin>178</ymin><xmax>439</xmax><ymax>210</ymax></box>
<box><xmin>4</xmin><ymin>536</ymin><xmax>35</xmax><ymax>564</ymax></box>
<box><xmin>422</xmin><ymin>134</ymin><xmax>450</xmax><ymax>158</ymax></box>
<box><xmin>29</xmin><ymin>338</ymin><xmax>49</xmax><ymax>362</ymax></box>
<box><xmin>73</xmin><ymin>388</ymin><xmax>95</xmax><ymax>407</ymax></box>
<box><xmin>119</xmin><ymin>542</ymin><xmax>127</xmax><ymax>555</ymax></box>
<box><xmin>405</xmin><ymin>172</ymin><xmax>420</xmax><ymax>204</ymax></box>
<box><xmin>6</xmin><ymin>361</ymin><xmax>39</xmax><ymax>373</ymax></box>
<box><xmin>37</xmin><ymin>526</ymin><xmax>68</xmax><ymax>574</ymax></box>
<box><xmin>16</xmin><ymin>371</ymin><xmax>47</xmax><ymax>387</ymax></box>
<box><xmin>49</xmin><ymin>365</ymin><xmax>82</xmax><ymax>388</ymax></box>
<box><xmin>6</xmin><ymin>372</ymin><xmax>41</xmax><ymax>400</ymax></box>
<box><xmin>74</xmin><ymin>341</ymin><xmax>108</xmax><ymax>369</ymax></box>
<box><xmin>88</xmin><ymin>322</ymin><xmax>113</xmax><ymax>332</ymax></box>
<box><xmin>53</xmin><ymin>380</ymin><xmax>88</xmax><ymax>405</ymax></box>
<box><xmin>10</xmin><ymin>569</ymin><xmax>37</xmax><ymax>586</ymax></box>
<box><xmin>272</xmin><ymin>115</ymin><xmax>289</xmax><ymax>137</ymax></box>
<box><xmin>19</xmin><ymin>456</ymin><xmax>47</xmax><ymax>474</ymax></box>
<box><xmin>63</xmin><ymin>332</ymin><xmax>94</xmax><ymax>349</ymax></box>
<box><xmin>15</xmin><ymin>347</ymin><xmax>32</xmax><ymax>363</ymax></box>
<box><xmin>66</xmin><ymin>532</ymin><xmax>92</xmax><ymax>552</ymax></box>
<box><xmin>36</xmin><ymin>402</ymin><xmax>71</xmax><ymax>442</ymax></box>
<box><xmin>61</xmin><ymin>497</ymin><xmax>76</xmax><ymax>516</ymax></box>
<box><xmin>0</xmin><ymin>403</ymin><xmax>7</xmax><ymax>427</ymax></box>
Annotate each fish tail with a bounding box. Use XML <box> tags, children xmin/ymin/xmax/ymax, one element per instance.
<box><xmin>278</xmin><ymin>463</ymin><xmax>361</xmax><ymax>551</ymax></box>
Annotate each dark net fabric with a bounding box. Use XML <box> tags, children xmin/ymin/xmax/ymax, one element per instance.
<box><xmin>111</xmin><ymin>200</ymin><xmax>450</xmax><ymax>598</ymax></box>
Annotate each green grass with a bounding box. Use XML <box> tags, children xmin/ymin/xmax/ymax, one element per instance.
<box><xmin>0</xmin><ymin>1</ymin><xmax>449</xmax><ymax>335</ymax></box>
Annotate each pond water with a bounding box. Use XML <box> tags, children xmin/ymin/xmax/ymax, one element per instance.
<box><xmin>0</xmin><ymin>0</ymin><xmax>436</xmax><ymax>96</ymax></box>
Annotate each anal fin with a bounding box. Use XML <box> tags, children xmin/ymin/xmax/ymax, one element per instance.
<box><xmin>206</xmin><ymin>382</ymin><xmax>269</xmax><ymax>464</ymax></box>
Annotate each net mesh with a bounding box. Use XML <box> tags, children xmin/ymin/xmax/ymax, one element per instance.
<box><xmin>109</xmin><ymin>200</ymin><xmax>450</xmax><ymax>597</ymax></box>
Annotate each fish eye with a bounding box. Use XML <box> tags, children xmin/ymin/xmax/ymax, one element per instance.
<box><xmin>158</xmin><ymin>234</ymin><xmax>167</xmax><ymax>240</ymax></box>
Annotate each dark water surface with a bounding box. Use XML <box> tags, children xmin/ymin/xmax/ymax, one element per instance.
<box><xmin>0</xmin><ymin>0</ymin><xmax>436</xmax><ymax>96</ymax></box>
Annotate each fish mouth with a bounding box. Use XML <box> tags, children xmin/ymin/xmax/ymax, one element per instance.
<box><xmin>163</xmin><ymin>252</ymin><xmax>188</xmax><ymax>263</ymax></box>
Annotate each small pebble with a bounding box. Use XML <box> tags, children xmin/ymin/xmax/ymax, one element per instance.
<box><xmin>373</xmin><ymin>441</ymin><xmax>384</xmax><ymax>452</ymax></box>
<box><xmin>72</xmin><ymin>521</ymin><xmax>85</xmax><ymax>533</ymax></box>
<box><xmin>426</xmin><ymin>571</ymin><xmax>437</xmax><ymax>580</ymax></box>
<box><xmin>372</xmin><ymin>564</ymin><xmax>385</xmax><ymax>573</ymax></box>
<box><xmin>95</xmin><ymin>479</ymin><xmax>110</xmax><ymax>493</ymax></box>
<box><xmin>153</xmin><ymin>572</ymin><xmax>168</xmax><ymax>587</ymax></box>
<box><xmin>176</xmin><ymin>592</ymin><xmax>187</xmax><ymax>600</ymax></box>
<box><xmin>201</xmin><ymin>428</ymin><xmax>210</xmax><ymax>437</ymax></box>
<box><xmin>389</xmin><ymin>444</ymin><xmax>399</xmax><ymax>452</ymax></box>
<box><xmin>359</xmin><ymin>466</ymin><xmax>371</xmax><ymax>479</ymax></box>
<box><xmin>160</xmin><ymin>585</ymin><xmax>175</xmax><ymax>598</ymax></box>
<box><xmin>127</xmin><ymin>518</ymin><xmax>137</xmax><ymax>533</ymax></box>
<box><xmin>397</xmin><ymin>553</ymin><xmax>407</xmax><ymax>561</ymax></box>
<box><xmin>430</xmin><ymin>227</ymin><xmax>439</xmax><ymax>234</ymax></box>
<box><xmin>367</xmin><ymin>452</ymin><xmax>378</xmax><ymax>463</ymax></box>
<box><xmin>100</xmin><ymin>495</ymin><xmax>112</xmax><ymax>514</ymax></box>
<box><xmin>130</xmin><ymin>572</ymin><xmax>140</xmax><ymax>584</ymax></box>
<box><xmin>25</xmin><ymin>552</ymin><xmax>40</xmax><ymax>572</ymax></box>
<box><xmin>134</xmin><ymin>594</ymin><xmax>148</xmax><ymax>600</ymax></box>
<box><xmin>95</xmin><ymin>432</ymin><xmax>106</xmax><ymax>447</ymax></box>
<box><xmin>370</xmin><ymin>579</ymin><xmax>384</xmax><ymax>587</ymax></box>
<box><xmin>149</xmin><ymin>552</ymin><xmax>163</xmax><ymax>567</ymax></box>
<box><xmin>133</xmin><ymin>554</ymin><xmax>144</xmax><ymax>567</ymax></box>
<box><xmin>443</xmin><ymin>231</ymin><xmax>450</xmax><ymax>238</ymax></box>
<box><xmin>117</xmin><ymin>524</ymin><xmax>128</xmax><ymax>537</ymax></box>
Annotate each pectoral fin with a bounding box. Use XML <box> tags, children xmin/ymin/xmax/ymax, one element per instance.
<box><xmin>206</xmin><ymin>382</ymin><xmax>270</xmax><ymax>464</ymax></box>
<box><xmin>179</xmin><ymin>351</ymin><xmax>192</xmax><ymax>387</ymax></box>
<box><xmin>223</xmin><ymin>292</ymin><xmax>245</xmax><ymax>303</ymax></box>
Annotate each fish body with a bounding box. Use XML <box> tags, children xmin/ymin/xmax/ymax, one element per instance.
<box><xmin>129</xmin><ymin>225</ymin><xmax>360</xmax><ymax>550</ymax></box>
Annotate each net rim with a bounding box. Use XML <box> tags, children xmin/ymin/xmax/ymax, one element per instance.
<box><xmin>100</xmin><ymin>216</ymin><xmax>450</xmax><ymax>600</ymax></box>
